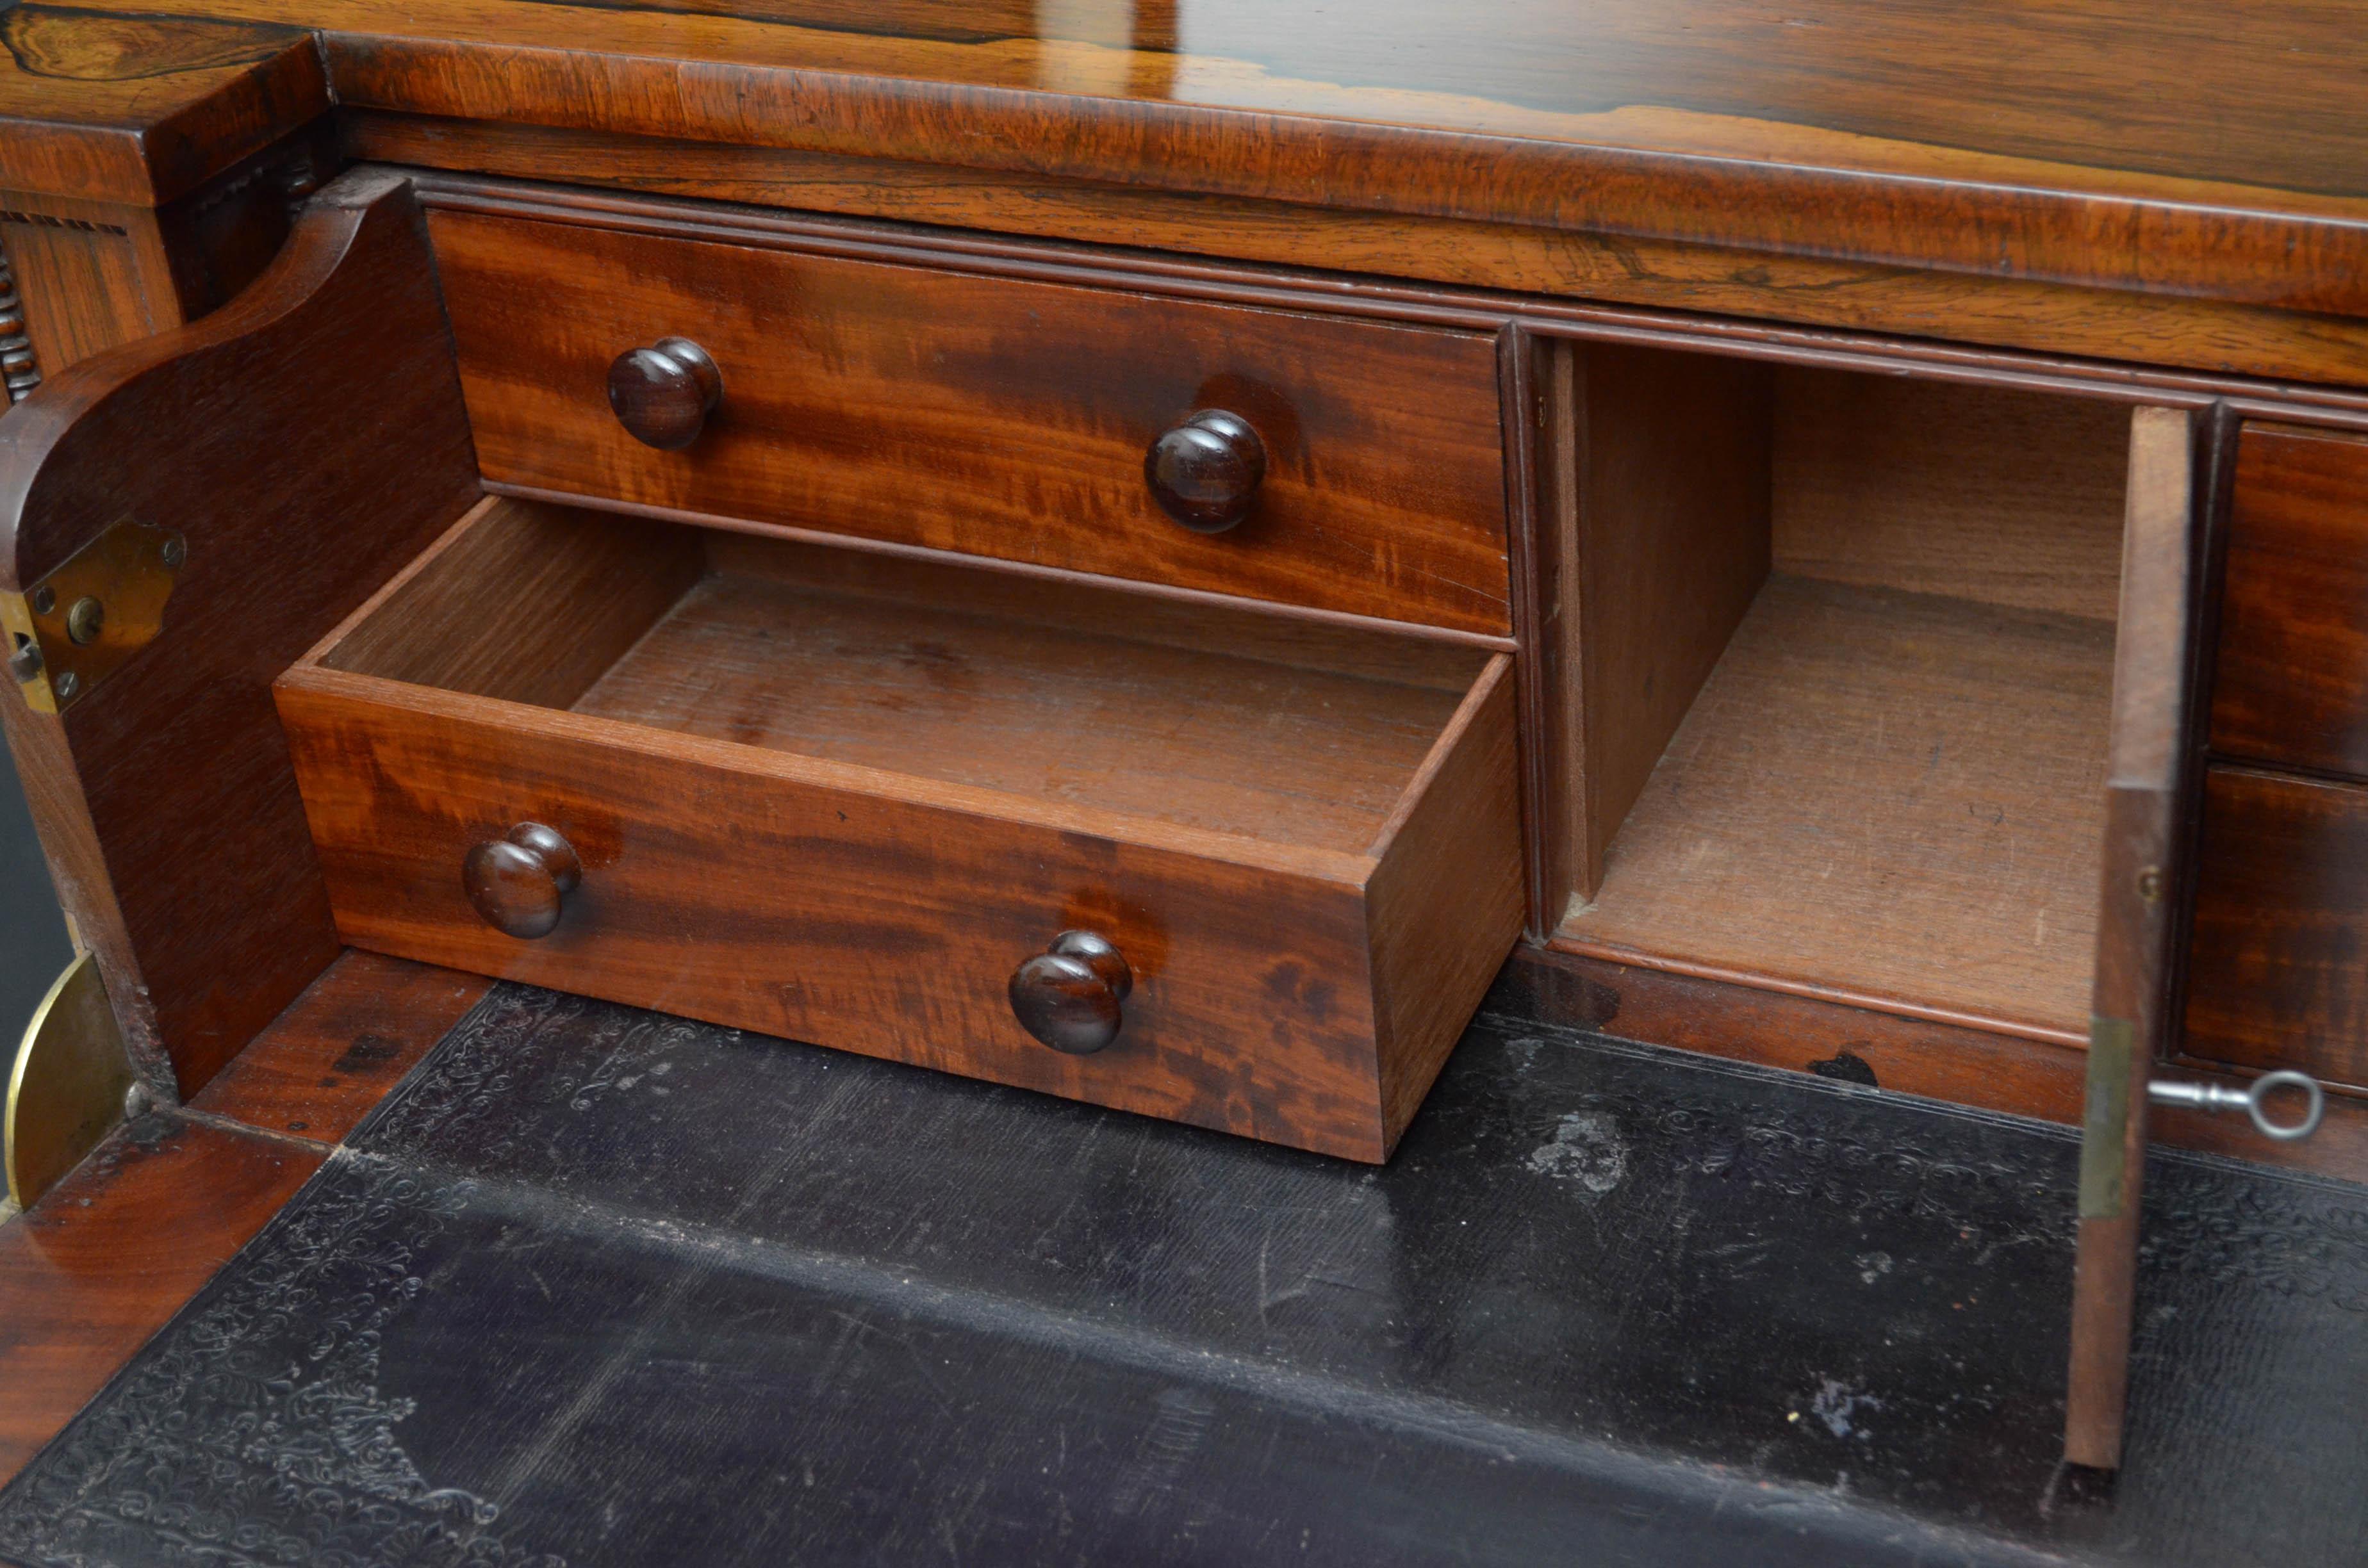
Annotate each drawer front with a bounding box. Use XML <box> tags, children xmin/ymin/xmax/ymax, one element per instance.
<box><xmin>429</xmin><ymin>208</ymin><xmax>1513</xmax><ymax>635</ymax></box>
<box><xmin>2184</xmin><ymin>766</ymin><xmax>2368</xmax><ymax>1093</ymax></box>
<box><xmin>2211</xmin><ymin>422</ymin><xmax>2368</xmax><ymax>777</ymax></box>
<box><xmin>274</xmin><ymin>668</ymin><xmax>1522</xmax><ymax>1163</ymax></box>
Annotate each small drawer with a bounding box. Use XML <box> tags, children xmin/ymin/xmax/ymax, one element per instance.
<box><xmin>275</xmin><ymin>499</ymin><xmax>1524</xmax><ymax>1161</ymax></box>
<box><xmin>2211</xmin><ymin>421</ymin><xmax>2368</xmax><ymax>778</ymax></box>
<box><xmin>2184</xmin><ymin>765</ymin><xmax>2368</xmax><ymax>1094</ymax></box>
<box><xmin>425</xmin><ymin>206</ymin><xmax>1511</xmax><ymax>635</ymax></box>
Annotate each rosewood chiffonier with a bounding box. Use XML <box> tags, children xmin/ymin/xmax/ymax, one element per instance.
<box><xmin>0</xmin><ymin>0</ymin><xmax>2363</xmax><ymax>1511</ymax></box>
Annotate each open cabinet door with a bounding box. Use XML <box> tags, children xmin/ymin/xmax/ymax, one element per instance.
<box><xmin>0</xmin><ymin>170</ymin><xmax>479</xmax><ymax>1099</ymax></box>
<box><xmin>2064</xmin><ymin>404</ymin><xmax>2212</xmax><ymax>1471</ymax></box>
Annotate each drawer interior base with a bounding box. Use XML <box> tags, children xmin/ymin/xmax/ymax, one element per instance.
<box><xmin>1554</xmin><ymin>357</ymin><xmax>2137</xmax><ymax>1041</ymax></box>
<box><xmin>315</xmin><ymin>498</ymin><xmax>1492</xmax><ymax>860</ymax></box>
<box><xmin>1563</xmin><ymin>574</ymin><xmax>2114</xmax><ymax>1036</ymax></box>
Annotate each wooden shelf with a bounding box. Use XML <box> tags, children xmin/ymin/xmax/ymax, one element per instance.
<box><xmin>1556</xmin><ymin>575</ymin><xmax>2116</xmax><ymax>1040</ymax></box>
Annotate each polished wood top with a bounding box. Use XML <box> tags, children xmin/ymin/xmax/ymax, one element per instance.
<box><xmin>4</xmin><ymin>1</ymin><xmax>2368</xmax><ymax>321</ymax></box>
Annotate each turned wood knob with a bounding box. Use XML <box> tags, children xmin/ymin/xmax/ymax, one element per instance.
<box><xmin>1145</xmin><ymin>409</ymin><xmax>1266</xmax><ymax>534</ymax></box>
<box><xmin>607</xmin><ymin>337</ymin><xmax>723</xmax><ymax>450</ymax></box>
<box><xmin>1008</xmin><ymin>930</ymin><xmax>1134</xmax><ymax>1054</ymax></box>
<box><xmin>463</xmin><ymin>822</ymin><xmax>582</xmax><ymax>940</ymax></box>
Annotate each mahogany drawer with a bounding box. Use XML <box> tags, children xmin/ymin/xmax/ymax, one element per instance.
<box><xmin>274</xmin><ymin>498</ymin><xmax>1524</xmax><ymax>1161</ymax></box>
<box><xmin>2184</xmin><ymin>766</ymin><xmax>2368</xmax><ymax>1094</ymax></box>
<box><xmin>2210</xmin><ymin>422</ymin><xmax>2368</xmax><ymax>778</ymax></box>
<box><xmin>425</xmin><ymin>206</ymin><xmax>1513</xmax><ymax>635</ymax></box>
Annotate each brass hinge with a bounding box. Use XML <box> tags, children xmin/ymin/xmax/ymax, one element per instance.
<box><xmin>4</xmin><ymin>518</ymin><xmax>185</xmax><ymax>715</ymax></box>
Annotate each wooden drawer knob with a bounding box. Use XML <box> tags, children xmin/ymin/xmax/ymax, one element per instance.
<box><xmin>607</xmin><ymin>337</ymin><xmax>723</xmax><ymax>450</ymax></box>
<box><xmin>1145</xmin><ymin>409</ymin><xmax>1266</xmax><ymax>534</ymax></box>
<box><xmin>463</xmin><ymin>822</ymin><xmax>582</xmax><ymax>940</ymax></box>
<box><xmin>1008</xmin><ymin>929</ymin><xmax>1133</xmax><ymax>1054</ymax></box>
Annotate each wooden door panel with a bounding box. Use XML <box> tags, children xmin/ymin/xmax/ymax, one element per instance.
<box><xmin>2065</xmin><ymin>404</ymin><xmax>2204</xmax><ymax>1471</ymax></box>
<box><xmin>0</xmin><ymin>170</ymin><xmax>479</xmax><ymax>1096</ymax></box>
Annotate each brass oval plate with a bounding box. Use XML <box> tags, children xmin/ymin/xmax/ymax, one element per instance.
<box><xmin>4</xmin><ymin>951</ymin><xmax>131</xmax><ymax>1209</ymax></box>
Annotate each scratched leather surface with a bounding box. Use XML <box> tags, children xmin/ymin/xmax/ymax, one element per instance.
<box><xmin>1</xmin><ymin>984</ymin><xmax>2361</xmax><ymax>1566</ymax></box>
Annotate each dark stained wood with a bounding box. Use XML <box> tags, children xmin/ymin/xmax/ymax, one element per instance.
<box><xmin>0</xmin><ymin>192</ymin><xmax>178</xmax><ymax>379</ymax></box>
<box><xmin>2210</xmin><ymin>423</ymin><xmax>2368</xmax><ymax>779</ymax></box>
<box><xmin>1499</xmin><ymin>326</ymin><xmax>1563</xmax><ymax>937</ymax></box>
<box><xmin>145</xmin><ymin>130</ymin><xmax>343</xmax><ymax>327</ymax></box>
<box><xmin>274</xmin><ymin>501</ymin><xmax>1521</xmax><ymax>1161</ymax></box>
<box><xmin>360</xmin><ymin>117</ymin><xmax>2368</xmax><ymax>392</ymax></box>
<box><xmin>606</xmin><ymin>336</ymin><xmax>722</xmax><ymax>450</ymax></box>
<box><xmin>0</xmin><ymin>170</ymin><xmax>482</xmax><ymax>1097</ymax></box>
<box><xmin>2185</xmin><ymin>767</ymin><xmax>2368</xmax><ymax>1096</ymax></box>
<box><xmin>0</xmin><ymin>6</ymin><xmax>328</xmax><ymax>206</ymax></box>
<box><xmin>0</xmin><ymin>1118</ymin><xmax>323</xmax><ymax>1483</ymax></box>
<box><xmin>0</xmin><ymin>126</ymin><xmax>339</xmax><ymax>423</ymax></box>
<box><xmin>186</xmin><ymin>949</ymin><xmax>491</xmax><ymax>1143</ymax></box>
<box><xmin>11</xmin><ymin>4</ymin><xmax>2368</xmax><ymax>379</ymax></box>
<box><xmin>424</xmin><ymin>202</ymin><xmax>1511</xmax><ymax>633</ymax></box>
<box><xmin>275</xmin><ymin>667</ymin><xmax>1477</xmax><ymax>1163</ymax></box>
<box><xmin>2067</xmin><ymin>404</ymin><xmax>2199</xmax><ymax>1473</ymax></box>
<box><xmin>1561</xmin><ymin>341</ymin><xmax>1771</xmax><ymax>903</ymax></box>
<box><xmin>1144</xmin><ymin>409</ymin><xmax>1265</xmax><ymax>534</ymax></box>
<box><xmin>40</xmin><ymin>0</ymin><xmax>2368</xmax><ymax>314</ymax></box>
<box><xmin>462</xmin><ymin>822</ymin><xmax>582</xmax><ymax>940</ymax></box>
<box><xmin>1007</xmin><ymin>930</ymin><xmax>1133</xmax><ymax>1056</ymax></box>
<box><xmin>1493</xmin><ymin>945</ymin><xmax>2368</xmax><ymax>1185</ymax></box>
<box><xmin>402</xmin><ymin>170</ymin><xmax>2368</xmax><ymax>427</ymax></box>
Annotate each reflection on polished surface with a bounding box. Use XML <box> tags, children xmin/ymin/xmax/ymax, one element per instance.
<box><xmin>14</xmin><ymin>0</ymin><xmax>2368</xmax><ymax>199</ymax></box>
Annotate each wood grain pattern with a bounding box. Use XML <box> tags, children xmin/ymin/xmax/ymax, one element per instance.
<box><xmin>314</xmin><ymin>496</ymin><xmax>703</xmax><ymax>708</ymax></box>
<box><xmin>39</xmin><ymin>0</ymin><xmax>2368</xmax><ymax>312</ymax></box>
<box><xmin>12</xmin><ymin>4</ymin><xmax>2368</xmax><ymax>380</ymax></box>
<box><xmin>0</xmin><ymin>193</ymin><xmax>175</xmax><ymax>378</ymax></box>
<box><xmin>2185</xmin><ymin>767</ymin><xmax>2368</xmax><ymax>1096</ymax></box>
<box><xmin>2066</xmin><ymin>404</ymin><xmax>2196</xmax><ymax>1472</ymax></box>
<box><xmin>570</xmin><ymin>575</ymin><xmax>1464</xmax><ymax>855</ymax></box>
<box><xmin>327</xmin><ymin>498</ymin><xmax>1488</xmax><ymax>854</ymax></box>
<box><xmin>185</xmin><ymin>950</ymin><xmax>491</xmax><ymax>1143</ymax></box>
<box><xmin>0</xmin><ymin>170</ymin><xmax>481</xmax><ymax>1097</ymax></box>
<box><xmin>402</xmin><ymin>171</ymin><xmax>2368</xmax><ymax>423</ymax></box>
<box><xmin>275</xmin><ymin>502</ymin><xmax>1520</xmax><ymax>1160</ymax></box>
<box><xmin>696</xmin><ymin>527</ymin><xmax>1497</xmax><ymax>690</ymax></box>
<box><xmin>1558</xmin><ymin>576</ymin><xmax>2117</xmax><ymax>1043</ymax></box>
<box><xmin>0</xmin><ymin>1119</ymin><xmax>322</xmax><ymax>1483</ymax></box>
<box><xmin>277</xmin><ymin>670</ymin><xmax>1410</xmax><ymax>1163</ymax></box>
<box><xmin>1772</xmin><ymin>370</ymin><xmax>2132</xmax><ymax>623</ymax></box>
<box><xmin>361</xmin><ymin>118</ymin><xmax>2368</xmax><ymax>393</ymax></box>
<box><xmin>1563</xmin><ymin>341</ymin><xmax>1771</xmax><ymax>902</ymax></box>
<box><xmin>0</xmin><ymin>126</ymin><xmax>337</xmax><ymax>400</ymax></box>
<box><xmin>425</xmin><ymin>204</ymin><xmax>1511</xmax><ymax>633</ymax></box>
<box><xmin>1366</xmin><ymin>659</ymin><xmax>1524</xmax><ymax>1138</ymax></box>
<box><xmin>2210</xmin><ymin>423</ymin><xmax>2368</xmax><ymax>780</ymax></box>
<box><xmin>0</xmin><ymin>6</ymin><xmax>328</xmax><ymax>206</ymax></box>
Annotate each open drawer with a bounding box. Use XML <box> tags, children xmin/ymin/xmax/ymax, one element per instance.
<box><xmin>274</xmin><ymin>498</ymin><xmax>1523</xmax><ymax>1161</ymax></box>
